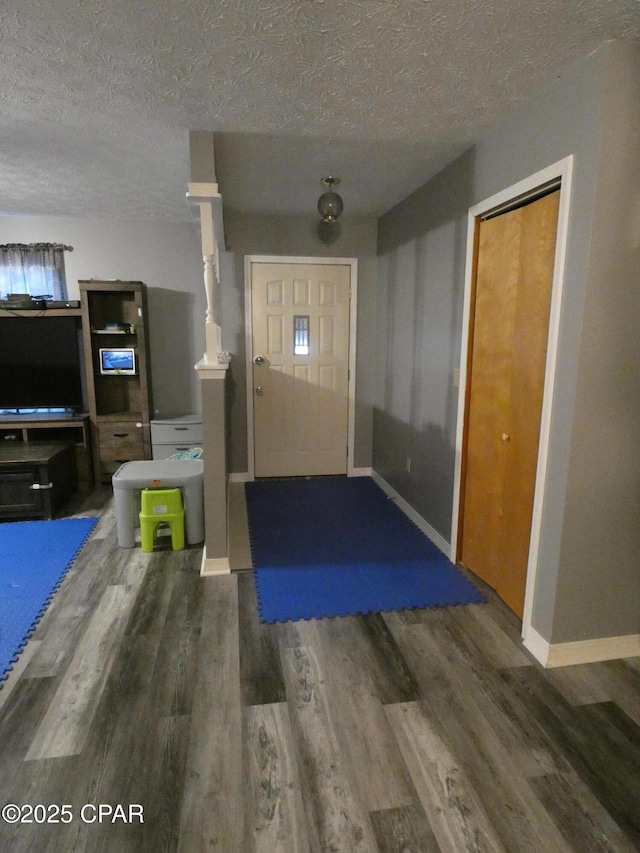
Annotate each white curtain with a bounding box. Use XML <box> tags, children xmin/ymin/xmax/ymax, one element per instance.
<box><xmin>0</xmin><ymin>243</ymin><xmax>71</xmax><ymax>300</ymax></box>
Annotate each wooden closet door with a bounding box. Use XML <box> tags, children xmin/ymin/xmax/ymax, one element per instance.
<box><xmin>460</xmin><ymin>190</ymin><xmax>559</xmax><ymax>617</ymax></box>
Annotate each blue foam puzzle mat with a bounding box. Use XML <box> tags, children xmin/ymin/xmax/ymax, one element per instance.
<box><xmin>0</xmin><ymin>516</ymin><xmax>99</xmax><ymax>685</ymax></box>
<box><xmin>245</xmin><ymin>477</ymin><xmax>485</xmax><ymax>623</ymax></box>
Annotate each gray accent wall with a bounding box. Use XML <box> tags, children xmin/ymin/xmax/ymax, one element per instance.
<box><xmin>377</xmin><ymin>42</ymin><xmax>640</xmax><ymax>645</ymax></box>
<box><xmin>375</xmin><ymin>154</ymin><xmax>475</xmax><ymax>539</ymax></box>
<box><xmin>219</xmin><ymin>212</ymin><xmax>378</xmax><ymax>474</ymax></box>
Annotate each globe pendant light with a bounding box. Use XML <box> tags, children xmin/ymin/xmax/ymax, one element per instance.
<box><xmin>317</xmin><ymin>177</ymin><xmax>343</xmax><ymax>222</ymax></box>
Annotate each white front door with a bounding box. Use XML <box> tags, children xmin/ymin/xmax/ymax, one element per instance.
<box><xmin>250</xmin><ymin>261</ymin><xmax>351</xmax><ymax>477</ymax></box>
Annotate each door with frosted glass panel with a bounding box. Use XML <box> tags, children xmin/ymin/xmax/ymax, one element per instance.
<box><xmin>250</xmin><ymin>262</ymin><xmax>351</xmax><ymax>477</ymax></box>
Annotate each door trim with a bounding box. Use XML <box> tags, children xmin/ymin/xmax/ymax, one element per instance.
<box><xmin>244</xmin><ymin>255</ymin><xmax>358</xmax><ymax>481</ymax></box>
<box><xmin>451</xmin><ymin>156</ymin><xmax>574</xmax><ymax>644</ymax></box>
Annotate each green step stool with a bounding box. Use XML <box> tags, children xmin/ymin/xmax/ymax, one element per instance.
<box><xmin>139</xmin><ymin>488</ymin><xmax>185</xmax><ymax>552</ymax></box>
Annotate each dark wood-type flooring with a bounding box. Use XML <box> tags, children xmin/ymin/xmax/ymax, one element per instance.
<box><xmin>0</xmin><ymin>485</ymin><xmax>639</xmax><ymax>852</ymax></box>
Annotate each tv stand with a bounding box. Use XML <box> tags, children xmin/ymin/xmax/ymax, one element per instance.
<box><xmin>0</xmin><ymin>412</ymin><xmax>93</xmax><ymax>489</ymax></box>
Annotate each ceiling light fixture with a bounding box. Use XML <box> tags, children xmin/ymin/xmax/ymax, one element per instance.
<box><xmin>317</xmin><ymin>177</ymin><xmax>343</xmax><ymax>222</ymax></box>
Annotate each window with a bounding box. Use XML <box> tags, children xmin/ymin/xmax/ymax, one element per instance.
<box><xmin>0</xmin><ymin>243</ymin><xmax>71</xmax><ymax>301</ymax></box>
<box><xmin>293</xmin><ymin>315</ymin><xmax>310</xmax><ymax>355</ymax></box>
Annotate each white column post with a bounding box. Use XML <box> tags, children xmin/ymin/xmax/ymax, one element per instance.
<box><xmin>186</xmin><ymin>182</ymin><xmax>230</xmax><ymax>366</ymax></box>
<box><xmin>186</xmin><ymin>181</ymin><xmax>232</xmax><ymax>574</ymax></box>
<box><xmin>203</xmin><ymin>250</ymin><xmax>220</xmax><ymax>359</ymax></box>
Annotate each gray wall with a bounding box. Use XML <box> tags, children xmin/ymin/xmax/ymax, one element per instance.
<box><xmin>219</xmin><ymin>212</ymin><xmax>378</xmax><ymax>474</ymax></box>
<box><xmin>376</xmin><ymin>43</ymin><xmax>639</xmax><ymax>645</ymax></box>
<box><xmin>375</xmin><ymin>154</ymin><xmax>475</xmax><ymax>539</ymax></box>
<box><xmin>0</xmin><ymin>217</ymin><xmax>206</xmax><ymax>418</ymax></box>
<box><xmin>552</xmin><ymin>44</ymin><xmax>640</xmax><ymax>643</ymax></box>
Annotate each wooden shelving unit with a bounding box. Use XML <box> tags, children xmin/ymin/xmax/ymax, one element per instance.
<box><xmin>80</xmin><ymin>281</ymin><xmax>153</xmax><ymax>482</ymax></box>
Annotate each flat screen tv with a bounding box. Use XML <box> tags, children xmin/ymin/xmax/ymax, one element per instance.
<box><xmin>0</xmin><ymin>316</ymin><xmax>84</xmax><ymax>412</ymax></box>
<box><xmin>99</xmin><ymin>347</ymin><xmax>136</xmax><ymax>375</ymax></box>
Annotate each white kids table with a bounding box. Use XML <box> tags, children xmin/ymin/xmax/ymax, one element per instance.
<box><xmin>112</xmin><ymin>459</ymin><xmax>204</xmax><ymax>548</ymax></box>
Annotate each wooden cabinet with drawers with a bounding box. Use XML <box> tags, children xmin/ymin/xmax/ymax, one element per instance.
<box><xmin>80</xmin><ymin>281</ymin><xmax>153</xmax><ymax>481</ymax></box>
<box><xmin>96</xmin><ymin>416</ymin><xmax>147</xmax><ymax>476</ymax></box>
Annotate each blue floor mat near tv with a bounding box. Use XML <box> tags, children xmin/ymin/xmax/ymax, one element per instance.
<box><xmin>0</xmin><ymin>516</ymin><xmax>98</xmax><ymax>686</ymax></box>
<box><xmin>245</xmin><ymin>477</ymin><xmax>485</xmax><ymax>623</ymax></box>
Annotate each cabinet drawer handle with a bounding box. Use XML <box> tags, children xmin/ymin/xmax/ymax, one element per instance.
<box><xmin>30</xmin><ymin>482</ymin><xmax>54</xmax><ymax>490</ymax></box>
<box><xmin>113</xmin><ymin>433</ymin><xmax>129</xmax><ymax>438</ymax></box>
<box><xmin>174</xmin><ymin>427</ymin><xmax>189</xmax><ymax>431</ymax></box>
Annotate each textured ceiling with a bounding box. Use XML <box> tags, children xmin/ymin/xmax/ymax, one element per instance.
<box><xmin>1</xmin><ymin>0</ymin><xmax>640</xmax><ymax>221</ymax></box>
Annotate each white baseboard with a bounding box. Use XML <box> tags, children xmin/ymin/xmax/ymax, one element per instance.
<box><xmin>232</xmin><ymin>470</ymin><xmax>370</xmax><ymax>481</ymax></box>
<box><xmin>523</xmin><ymin>626</ymin><xmax>640</xmax><ymax>668</ymax></box>
<box><xmin>200</xmin><ymin>549</ymin><xmax>231</xmax><ymax>576</ymax></box>
<box><xmin>370</xmin><ymin>470</ymin><xmax>451</xmax><ymax>558</ymax></box>
<box><xmin>349</xmin><ymin>466</ymin><xmax>372</xmax><ymax>477</ymax></box>
<box><xmin>522</xmin><ymin>626</ymin><xmax>552</xmax><ymax>666</ymax></box>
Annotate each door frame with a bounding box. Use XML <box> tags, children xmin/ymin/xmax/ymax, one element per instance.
<box><xmin>451</xmin><ymin>156</ymin><xmax>574</xmax><ymax>636</ymax></box>
<box><xmin>244</xmin><ymin>255</ymin><xmax>358</xmax><ymax>481</ymax></box>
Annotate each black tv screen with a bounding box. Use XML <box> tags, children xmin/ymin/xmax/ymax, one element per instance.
<box><xmin>0</xmin><ymin>316</ymin><xmax>84</xmax><ymax>412</ymax></box>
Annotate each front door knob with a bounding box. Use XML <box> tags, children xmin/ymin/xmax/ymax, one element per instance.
<box><xmin>254</xmin><ymin>355</ymin><xmax>266</xmax><ymax>365</ymax></box>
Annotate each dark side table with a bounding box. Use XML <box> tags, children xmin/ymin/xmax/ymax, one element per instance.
<box><xmin>0</xmin><ymin>442</ymin><xmax>78</xmax><ymax>521</ymax></box>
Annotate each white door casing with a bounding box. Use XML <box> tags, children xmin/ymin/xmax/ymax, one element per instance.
<box><xmin>245</xmin><ymin>257</ymin><xmax>358</xmax><ymax>479</ymax></box>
